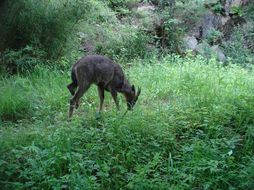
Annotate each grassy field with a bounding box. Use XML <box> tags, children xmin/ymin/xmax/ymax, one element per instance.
<box><xmin>0</xmin><ymin>55</ymin><xmax>254</xmax><ymax>189</ymax></box>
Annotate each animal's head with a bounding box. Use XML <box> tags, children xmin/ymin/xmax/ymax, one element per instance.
<box><xmin>125</xmin><ymin>85</ymin><xmax>141</xmax><ymax>110</ymax></box>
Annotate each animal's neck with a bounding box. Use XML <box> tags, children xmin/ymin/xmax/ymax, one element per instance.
<box><xmin>122</xmin><ymin>84</ymin><xmax>134</xmax><ymax>101</ymax></box>
<box><xmin>121</xmin><ymin>80</ymin><xmax>132</xmax><ymax>94</ymax></box>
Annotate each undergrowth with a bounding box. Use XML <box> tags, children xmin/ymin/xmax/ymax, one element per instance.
<box><xmin>0</xmin><ymin>56</ymin><xmax>254</xmax><ymax>189</ymax></box>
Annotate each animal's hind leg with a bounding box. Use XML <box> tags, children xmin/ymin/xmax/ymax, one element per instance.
<box><xmin>67</xmin><ymin>82</ymin><xmax>77</xmax><ymax>96</ymax></box>
<box><xmin>97</xmin><ymin>86</ymin><xmax>105</xmax><ymax>112</ymax></box>
<box><xmin>69</xmin><ymin>84</ymin><xmax>90</xmax><ymax>118</ymax></box>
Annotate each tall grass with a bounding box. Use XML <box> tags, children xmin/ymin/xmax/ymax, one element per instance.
<box><xmin>0</xmin><ymin>77</ymin><xmax>32</xmax><ymax>121</ymax></box>
<box><xmin>0</xmin><ymin>67</ymin><xmax>69</xmax><ymax>123</ymax></box>
<box><xmin>0</xmin><ymin>56</ymin><xmax>254</xmax><ymax>189</ymax></box>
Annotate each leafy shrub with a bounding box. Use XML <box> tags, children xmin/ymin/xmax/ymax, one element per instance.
<box><xmin>76</xmin><ymin>14</ymin><xmax>152</xmax><ymax>61</ymax></box>
<box><xmin>244</xmin><ymin>2</ymin><xmax>254</xmax><ymax>21</ymax></box>
<box><xmin>163</xmin><ymin>16</ymin><xmax>184</xmax><ymax>51</ymax></box>
<box><xmin>106</xmin><ymin>0</ymin><xmax>139</xmax><ymax>13</ymax></box>
<box><xmin>96</xmin><ymin>28</ymin><xmax>151</xmax><ymax>61</ymax></box>
<box><xmin>230</xmin><ymin>5</ymin><xmax>244</xmax><ymax>17</ymax></box>
<box><xmin>1</xmin><ymin>46</ymin><xmax>46</xmax><ymax>74</ymax></box>
<box><xmin>206</xmin><ymin>28</ymin><xmax>223</xmax><ymax>45</ymax></box>
<box><xmin>222</xmin><ymin>26</ymin><xmax>254</xmax><ymax>66</ymax></box>
<box><xmin>155</xmin><ymin>10</ymin><xmax>184</xmax><ymax>52</ymax></box>
<box><xmin>211</xmin><ymin>2</ymin><xmax>224</xmax><ymax>14</ymax></box>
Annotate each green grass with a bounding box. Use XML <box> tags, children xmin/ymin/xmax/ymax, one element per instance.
<box><xmin>0</xmin><ymin>56</ymin><xmax>254</xmax><ymax>189</ymax></box>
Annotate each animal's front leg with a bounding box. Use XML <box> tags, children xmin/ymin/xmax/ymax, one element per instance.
<box><xmin>110</xmin><ymin>89</ymin><xmax>119</xmax><ymax>111</ymax></box>
<box><xmin>69</xmin><ymin>99</ymin><xmax>76</xmax><ymax>118</ymax></box>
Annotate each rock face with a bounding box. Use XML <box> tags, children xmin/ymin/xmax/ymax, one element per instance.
<box><xmin>180</xmin><ymin>0</ymin><xmax>249</xmax><ymax>61</ymax></box>
<box><xmin>197</xmin><ymin>0</ymin><xmax>247</xmax><ymax>39</ymax></box>
<box><xmin>199</xmin><ymin>11</ymin><xmax>222</xmax><ymax>39</ymax></box>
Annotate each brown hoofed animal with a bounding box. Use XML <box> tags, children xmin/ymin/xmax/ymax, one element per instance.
<box><xmin>67</xmin><ymin>55</ymin><xmax>141</xmax><ymax>118</ymax></box>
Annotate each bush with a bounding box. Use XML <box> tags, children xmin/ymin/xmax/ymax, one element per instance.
<box><xmin>106</xmin><ymin>0</ymin><xmax>139</xmax><ymax>13</ymax></box>
<box><xmin>0</xmin><ymin>0</ymin><xmax>153</xmax><ymax>70</ymax></box>
<box><xmin>206</xmin><ymin>28</ymin><xmax>223</xmax><ymax>45</ymax></box>
<box><xmin>222</xmin><ymin>26</ymin><xmax>254</xmax><ymax>66</ymax></box>
<box><xmin>1</xmin><ymin>46</ymin><xmax>46</xmax><ymax>74</ymax></box>
<box><xmin>0</xmin><ymin>0</ymin><xmax>94</xmax><ymax>59</ymax></box>
<box><xmin>95</xmin><ymin>27</ymin><xmax>152</xmax><ymax>61</ymax></box>
<box><xmin>76</xmin><ymin>12</ymin><xmax>153</xmax><ymax>61</ymax></box>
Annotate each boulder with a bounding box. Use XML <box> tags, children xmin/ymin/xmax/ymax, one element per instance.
<box><xmin>221</xmin><ymin>16</ymin><xmax>231</xmax><ymax>26</ymax></box>
<box><xmin>137</xmin><ymin>4</ymin><xmax>155</xmax><ymax>12</ymax></box>
<box><xmin>182</xmin><ymin>36</ymin><xmax>198</xmax><ymax>51</ymax></box>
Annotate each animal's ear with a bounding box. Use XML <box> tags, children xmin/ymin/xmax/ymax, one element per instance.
<box><xmin>132</xmin><ymin>85</ymin><xmax>135</xmax><ymax>92</ymax></box>
<box><xmin>137</xmin><ymin>87</ymin><xmax>141</xmax><ymax>97</ymax></box>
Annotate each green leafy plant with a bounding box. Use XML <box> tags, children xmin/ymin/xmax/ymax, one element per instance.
<box><xmin>206</xmin><ymin>28</ymin><xmax>223</xmax><ymax>45</ymax></box>
<box><xmin>231</xmin><ymin>5</ymin><xmax>244</xmax><ymax>17</ymax></box>
<box><xmin>211</xmin><ymin>3</ymin><xmax>224</xmax><ymax>14</ymax></box>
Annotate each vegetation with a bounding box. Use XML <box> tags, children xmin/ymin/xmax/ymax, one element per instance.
<box><xmin>1</xmin><ymin>0</ymin><xmax>254</xmax><ymax>189</ymax></box>
<box><xmin>1</xmin><ymin>56</ymin><xmax>254</xmax><ymax>189</ymax></box>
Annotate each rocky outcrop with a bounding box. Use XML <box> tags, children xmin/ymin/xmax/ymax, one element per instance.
<box><xmin>196</xmin><ymin>0</ymin><xmax>248</xmax><ymax>39</ymax></box>
<box><xmin>198</xmin><ymin>11</ymin><xmax>223</xmax><ymax>39</ymax></box>
<box><xmin>181</xmin><ymin>0</ymin><xmax>250</xmax><ymax>62</ymax></box>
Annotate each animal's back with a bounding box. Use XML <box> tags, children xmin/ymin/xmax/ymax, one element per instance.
<box><xmin>72</xmin><ymin>55</ymin><xmax>122</xmax><ymax>86</ymax></box>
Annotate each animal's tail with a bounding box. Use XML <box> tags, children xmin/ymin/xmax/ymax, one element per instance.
<box><xmin>71</xmin><ymin>68</ymin><xmax>78</xmax><ymax>86</ymax></box>
<box><xmin>67</xmin><ymin>67</ymin><xmax>78</xmax><ymax>96</ymax></box>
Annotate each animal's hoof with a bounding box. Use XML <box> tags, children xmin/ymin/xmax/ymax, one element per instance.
<box><xmin>95</xmin><ymin>112</ymin><xmax>101</xmax><ymax>120</ymax></box>
<box><xmin>69</xmin><ymin>105</ymin><xmax>75</xmax><ymax>118</ymax></box>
